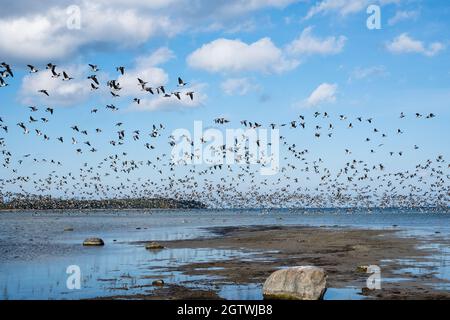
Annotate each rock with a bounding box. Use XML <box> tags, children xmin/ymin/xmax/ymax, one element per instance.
<box><xmin>263</xmin><ymin>266</ymin><xmax>327</xmax><ymax>300</ymax></box>
<box><xmin>356</xmin><ymin>265</ymin><xmax>369</xmax><ymax>273</ymax></box>
<box><xmin>145</xmin><ymin>242</ymin><xmax>164</xmax><ymax>250</ymax></box>
<box><xmin>152</xmin><ymin>280</ymin><xmax>164</xmax><ymax>287</ymax></box>
<box><xmin>64</xmin><ymin>227</ymin><xmax>74</xmax><ymax>232</ymax></box>
<box><xmin>361</xmin><ymin>287</ymin><xmax>375</xmax><ymax>296</ymax></box>
<box><xmin>83</xmin><ymin>238</ymin><xmax>104</xmax><ymax>246</ymax></box>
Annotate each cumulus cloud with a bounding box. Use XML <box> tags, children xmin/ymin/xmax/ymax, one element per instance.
<box><xmin>0</xmin><ymin>11</ymin><xmax>77</xmax><ymax>62</ymax></box>
<box><xmin>117</xmin><ymin>48</ymin><xmax>174</xmax><ymax>96</ymax></box>
<box><xmin>0</xmin><ymin>3</ymin><xmax>179</xmax><ymax>63</ymax></box>
<box><xmin>187</xmin><ymin>38</ymin><xmax>299</xmax><ymax>74</ymax></box>
<box><xmin>19</xmin><ymin>64</ymin><xmax>93</xmax><ymax>106</ymax></box>
<box><xmin>0</xmin><ymin>0</ymin><xmax>299</xmax><ymax>62</ymax></box>
<box><xmin>304</xmin><ymin>83</ymin><xmax>338</xmax><ymax>107</ymax></box>
<box><xmin>129</xmin><ymin>83</ymin><xmax>207</xmax><ymax>112</ymax></box>
<box><xmin>18</xmin><ymin>46</ymin><xmax>203</xmax><ymax>112</ymax></box>
<box><xmin>118</xmin><ymin>48</ymin><xmax>207</xmax><ymax>112</ymax></box>
<box><xmin>135</xmin><ymin>47</ymin><xmax>175</xmax><ymax>67</ymax></box>
<box><xmin>221</xmin><ymin>78</ymin><xmax>260</xmax><ymax>95</ymax></box>
<box><xmin>286</xmin><ymin>27</ymin><xmax>346</xmax><ymax>56</ymax></box>
<box><xmin>386</xmin><ymin>33</ymin><xmax>444</xmax><ymax>57</ymax></box>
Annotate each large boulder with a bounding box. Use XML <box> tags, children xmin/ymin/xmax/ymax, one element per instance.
<box><xmin>83</xmin><ymin>238</ymin><xmax>104</xmax><ymax>246</ymax></box>
<box><xmin>263</xmin><ymin>266</ymin><xmax>327</xmax><ymax>300</ymax></box>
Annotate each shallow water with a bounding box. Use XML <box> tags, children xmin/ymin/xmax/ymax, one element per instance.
<box><xmin>0</xmin><ymin>208</ymin><xmax>449</xmax><ymax>300</ymax></box>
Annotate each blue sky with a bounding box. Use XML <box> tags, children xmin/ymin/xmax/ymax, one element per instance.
<box><xmin>0</xmin><ymin>0</ymin><xmax>449</xmax><ymax>200</ymax></box>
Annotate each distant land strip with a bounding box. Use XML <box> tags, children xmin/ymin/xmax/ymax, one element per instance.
<box><xmin>0</xmin><ymin>196</ymin><xmax>206</xmax><ymax>211</ymax></box>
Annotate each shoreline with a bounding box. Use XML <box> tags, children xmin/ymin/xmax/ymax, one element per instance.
<box><xmin>2</xmin><ymin>210</ymin><xmax>450</xmax><ymax>300</ymax></box>
<box><xmin>122</xmin><ymin>225</ymin><xmax>450</xmax><ymax>300</ymax></box>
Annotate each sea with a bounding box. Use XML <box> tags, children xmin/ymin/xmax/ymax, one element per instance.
<box><xmin>0</xmin><ymin>208</ymin><xmax>449</xmax><ymax>300</ymax></box>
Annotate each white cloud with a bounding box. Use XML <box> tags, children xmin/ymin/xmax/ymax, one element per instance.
<box><xmin>187</xmin><ymin>38</ymin><xmax>299</xmax><ymax>74</ymax></box>
<box><xmin>304</xmin><ymin>83</ymin><xmax>338</xmax><ymax>107</ymax></box>
<box><xmin>0</xmin><ymin>3</ymin><xmax>180</xmax><ymax>63</ymax></box>
<box><xmin>18</xmin><ymin>47</ymin><xmax>198</xmax><ymax>112</ymax></box>
<box><xmin>118</xmin><ymin>48</ymin><xmax>175</xmax><ymax>96</ymax></box>
<box><xmin>0</xmin><ymin>0</ymin><xmax>300</xmax><ymax>62</ymax></box>
<box><xmin>305</xmin><ymin>0</ymin><xmax>400</xmax><ymax>19</ymax></box>
<box><xmin>388</xmin><ymin>10</ymin><xmax>419</xmax><ymax>26</ymax></box>
<box><xmin>221</xmin><ymin>78</ymin><xmax>260</xmax><ymax>95</ymax></box>
<box><xmin>135</xmin><ymin>47</ymin><xmax>175</xmax><ymax>67</ymax></box>
<box><xmin>188</xmin><ymin>27</ymin><xmax>346</xmax><ymax>74</ymax></box>
<box><xmin>118</xmin><ymin>48</ymin><xmax>207</xmax><ymax>112</ymax></box>
<box><xmin>0</xmin><ymin>11</ymin><xmax>76</xmax><ymax>62</ymax></box>
<box><xmin>129</xmin><ymin>83</ymin><xmax>207</xmax><ymax>112</ymax></box>
<box><xmin>386</xmin><ymin>33</ymin><xmax>444</xmax><ymax>57</ymax></box>
<box><xmin>286</xmin><ymin>27</ymin><xmax>346</xmax><ymax>56</ymax></box>
<box><xmin>19</xmin><ymin>64</ymin><xmax>93</xmax><ymax>106</ymax></box>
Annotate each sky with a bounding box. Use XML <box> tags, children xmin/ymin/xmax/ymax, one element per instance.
<box><xmin>0</xmin><ymin>0</ymin><xmax>449</xmax><ymax>201</ymax></box>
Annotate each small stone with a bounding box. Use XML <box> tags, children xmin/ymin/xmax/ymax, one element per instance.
<box><xmin>361</xmin><ymin>287</ymin><xmax>375</xmax><ymax>296</ymax></box>
<box><xmin>152</xmin><ymin>280</ymin><xmax>164</xmax><ymax>287</ymax></box>
<box><xmin>83</xmin><ymin>238</ymin><xmax>104</xmax><ymax>246</ymax></box>
<box><xmin>356</xmin><ymin>265</ymin><xmax>369</xmax><ymax>273</ymax></box>
<box><xmin>145</xmin><ymin>242</ymin><xmax>164</xmax><ymax>250</ymax></box>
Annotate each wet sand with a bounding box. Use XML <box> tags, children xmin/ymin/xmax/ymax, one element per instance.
<box><xmin>126</xmin><ymin>225</ymin><xmax>450</xmax><ymax>300</ymax></box>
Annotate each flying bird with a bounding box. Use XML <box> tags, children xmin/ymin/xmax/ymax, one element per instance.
<box><xmin>116</xmin><ymin>66</ymin><xmax>125</xmax><ymax>75</ymax></box>
<box><xmin>27</xmin><ymin>65</ymin><xmax>39</xmax><ymax>73</ymax></box>
<box><xmin>178</xmin><ymin>77</ymin><xmax>188</xmax><ymax>87</ymax></box>
<box><xmin>88</xmin><ymin>64</ymin><xmax>99</xmax><ymax>72</ymax></box>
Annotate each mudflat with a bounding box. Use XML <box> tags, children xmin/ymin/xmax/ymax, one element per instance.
<box><xmin>127</xmin><ymin>225</ymin><xmax>450</xmax><ymax>300</ymax></box>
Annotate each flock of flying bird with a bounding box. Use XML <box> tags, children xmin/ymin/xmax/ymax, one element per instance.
<box><xmin>0</xmin><ymin>61</ymin><xmax>449</xmax><ymax>210</ymax></box>
<box><xmin>1</xmin><ymin>61</ymin><xmax>195</xmax><ymax>102</ymax></box>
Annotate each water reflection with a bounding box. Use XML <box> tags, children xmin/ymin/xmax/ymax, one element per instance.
<box><xmin>0</xmin><ymin>209</ymin><xmax>449</xmax><ymax>300</ymax></box>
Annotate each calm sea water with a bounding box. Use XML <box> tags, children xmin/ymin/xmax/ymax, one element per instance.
<box><xmin>0</xmin><ymin>208</ymin><xmax>449</xmax><ymax>300</ymax></box>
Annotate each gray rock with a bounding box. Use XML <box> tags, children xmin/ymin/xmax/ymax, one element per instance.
<box><xmin>83</xmin><ymin>238</ymin><xmax>104</xmax><ymax>246</ymax></box>
<box><xmin>145</xmin><ymin>242</ymin><xmax>164</xmax><ymax>250</ymax></box>
<box><xmin>263</xmin><ymin>266</ymin><xmax>327</xmax><ymax>300</ymax></box>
